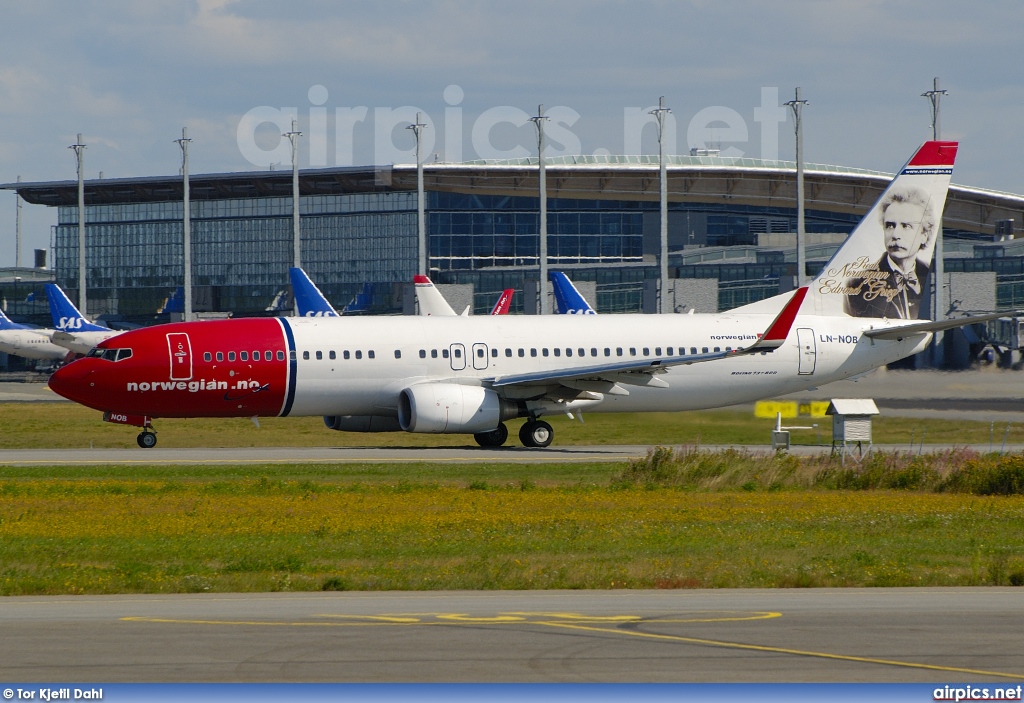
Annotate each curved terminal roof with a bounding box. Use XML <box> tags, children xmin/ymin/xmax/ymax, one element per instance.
<box><xmin>4</xmin><ymin>155</ymin><xmax>1022</xmax><ymax>237</ymax></box>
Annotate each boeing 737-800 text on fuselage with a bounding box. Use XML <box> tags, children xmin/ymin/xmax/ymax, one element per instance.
<box><xmin>50</xmin><ymin>141</ymin><xmax>1001</xmax><ymax>448</ymax></box>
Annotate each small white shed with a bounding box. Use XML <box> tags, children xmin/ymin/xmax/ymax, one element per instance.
<box><xmin>828</xmin><ymin>398</ymin><xmax>879</xmax><ymax>459</ymax></box>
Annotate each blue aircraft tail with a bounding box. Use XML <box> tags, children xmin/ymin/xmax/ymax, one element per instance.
<box><xmin>45</xmin><ymin>284</ymin><xmax>108</xmax><ymax>332</ymax></box>
<box><xmin>550</xmin><ymin>271</ymin><xmax>597</xmax><ymax>315</ymax></box>
<box><xmin>289</xmin><ymin>267</ymin><xmax>339</xmax><ymax>317</ymax></box>
<box><xmin>157</xmin><ymin>287</ymin><xmax>185</xmax><ymax>315</ymax></box>
<box><xmin>341</xmin><ymin>282</ymin><xmax>373</xmax><ymax>315</ymax></box>
<box><xmin>0</xmin><ymin>306</ymin><xmax>27</xmax><ymax>330</ymax></box>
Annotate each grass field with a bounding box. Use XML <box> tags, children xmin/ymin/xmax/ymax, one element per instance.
<box><xmin>0</xmin><ymin>401</ymin><xmax>1018</xmax><ymax>449</ymax></box>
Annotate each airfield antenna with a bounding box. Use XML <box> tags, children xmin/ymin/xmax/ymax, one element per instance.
<box><xmin>175</xmin><ymin>127</ymin><xmax>193</xmax><ymax>322</ymax></box>
<box><xmin>407</xmin><ymin>112</ymin><xmax>428</xmax><ymax>277</ymax></box>
<box><xmin>530</xmin><ymin>105</ymin><xmax>550</xmax><ymax>314</ymax></box>
<box><xmin>785</xmin><ymin>89</ymin><xmax>809</xmax><ymax>286</ymax></box>
<box><xmin>69</xmin><ymin>134</ymin><xmax>87</xmax><ymax>313</ymax></box>
<box><xmin>923</xmin><ymin>77</ymin><xmax>949</xmax><ymax>366</ymax></box>
<box><xmin>650</xmin><ymin>97</ymin><xmax>672</xmax><ymax>313</ymax></box>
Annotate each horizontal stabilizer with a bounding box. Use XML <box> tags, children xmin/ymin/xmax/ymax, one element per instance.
<box><xmin>863</xmin><ymin>311</ymin><xmax>1021</xmax><ymax>340</ymax></box>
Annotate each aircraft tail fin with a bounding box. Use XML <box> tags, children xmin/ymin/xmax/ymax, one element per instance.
<box><xmin>489</xmin><ymin>289</ymin><xmax>514</xmax><ymax>315</ymax></box>
<box><xmin>45</xmin><ymin>284</ymin><xmax>108</xmax><ymax>332</ymax></box>
<box><xmin>809</xmin><ymin>141</ymin><xmax>958</xmax><ymax>320</ymax></box>
<box><xmin>413</xmin><ymin>275</ymin><xmax>457</xmax><ymax>316</ymax></box>
<box><xmin>550</xmin><ymin>271</ymin><xmax>596</xmax><ymax>315</ymax></box>
<box><xmin>289</xmin><ymin>267</ymin><xmax>339</xmax><ymax>317</ymax></box>
<box><xmin>0</xmin><ymin>306</ymin><xmax>25</xmax><ymax>330</ymax></box>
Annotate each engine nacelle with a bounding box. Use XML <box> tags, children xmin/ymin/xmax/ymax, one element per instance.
<box><xmin>398</xmin><ymin>383</ymin><xmax>519</xmax><ymax>434</ymax></box>
<box><xmin>323</xmin><ymin>415</ymin><xmax>402</xmax><ymax>432</ymax></box>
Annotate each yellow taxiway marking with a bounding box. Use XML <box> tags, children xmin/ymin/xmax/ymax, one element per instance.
<box><xmin>540</xmin><ymin>621</ymin><xmax>1024</xmax><ymax>681</ymax></box>
<box><xmin>120</xmin><ymin>609</ymin><xmax>1024</xmax><ymax>680</ymax></box>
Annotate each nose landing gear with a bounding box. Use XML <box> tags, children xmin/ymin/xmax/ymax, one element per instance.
<box><xmin>136</xmin><ymin>430</ymin><xmax>157</xmax><ymax>448</ymax></box>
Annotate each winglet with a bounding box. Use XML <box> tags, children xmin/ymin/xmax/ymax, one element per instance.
<box><xmin>745</xmin><ymin>286</ymin><xmax>807</xmax><ymax>352</ymax></box>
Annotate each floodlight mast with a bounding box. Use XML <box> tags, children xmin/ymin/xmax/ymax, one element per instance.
<box><xmin>407</xmin><ymin>112</ymin><xmax>428</xmax><ymax>277</ymax></box>
<box><xmin>650</xmin><ymin>97</ymin><xmax>671</xmax><ymax>313</ymax></box>
<box><xmin>69</xmin><ymin>134</ymin><xmax>87</xmax><ymax>313</ymax></box>
<box><xmin>284</xmin><ymin>120</ymin><xmax>303</xmax><ymax>269</ymax></box>
<box><xmin>923</xmin><ymin>77</ymin><xmax>949</xmax><ymax>366</ymax></box>
<box><xmin>175</xmin><ymin>127</ymin><xmax>193</xmax><ymax>322</ymax></box>
<box><xmin>15</xmin><ymin>175</ymin><xmax>21</xmax><ymax>268</ymax></box>
<box><xmin>785</xmin><ymin>89</ymin><xmax>809</xmax><ymax>286</ymax></box>
<box><xmin>530</xmin><ymin>105</ymin><xmax>550</xmax><ymax>314</ymax></box>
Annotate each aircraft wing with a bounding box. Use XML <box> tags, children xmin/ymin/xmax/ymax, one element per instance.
<box><xmin>489</xmin><ymin>287</ymin><xmax>807</xmax><ymax>390</ymax></box>
<box><xmin>862</xmin><ymin>310</ymin><xmax>1021</xmax><ymax>341</ymax></box>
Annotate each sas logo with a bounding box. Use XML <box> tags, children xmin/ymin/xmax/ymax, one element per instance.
<box><xmin>58</xmin><ymin>316</ymin><xmax>84</xmax><ymax>330</ymax></box>
<box><xmin>303</xmin><ymin>311</ymin><xmax>333</xmax><ymax>317</ymax></box>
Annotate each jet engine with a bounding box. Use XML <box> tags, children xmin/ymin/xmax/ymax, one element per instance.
<box><xmin>398</xmin><ymin>383</ymin><xmax>520</xmax><ymax>433</ymax></box>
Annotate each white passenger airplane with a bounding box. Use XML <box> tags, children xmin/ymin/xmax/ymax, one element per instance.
<box><xmin>45</xmin><ymin>284</ymin><xmax>121</xmax><ymax>354</ymax></box>
<box><xmin>49</xmin><ymin>141</ymin><xmax>1005</xmax><ymax>449</ymax></box>
<box><xmin>0</xmin><ymin>307</ymin><xmax>68</xmax><ymax>361</ymax></box>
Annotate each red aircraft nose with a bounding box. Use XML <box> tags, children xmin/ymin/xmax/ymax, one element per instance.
<box><xmin>48</xmin><ymin>359</ymin><xmax>96</xmax><ymax>405</ymax></box>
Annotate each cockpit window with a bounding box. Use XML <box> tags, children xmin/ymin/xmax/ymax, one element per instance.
<box><xmin>89</xmin><ymin>347</ymin><xmax>133</xmax><ymax>362</ymax></box>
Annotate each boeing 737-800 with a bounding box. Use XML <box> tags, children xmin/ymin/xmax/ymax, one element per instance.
<box><xmin>49</xmin><ymin>141</ymin><xmax>1004</xmax><ymax>449</ymax></box>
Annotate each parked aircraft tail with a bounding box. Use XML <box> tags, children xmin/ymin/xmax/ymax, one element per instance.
<box><xmin>45</xmin><ymin>284</ymin><xmax>108</xmax><ymax>332</ymax></box>
<box><xmin>550</xmin><ymin>271</ymin><xmax>596</xmax><ymax>315</ymax></box>
<box><xmin>289</xmin><ymin>267</ymin><xmax>339</xmax><ymax>317</ymax></box>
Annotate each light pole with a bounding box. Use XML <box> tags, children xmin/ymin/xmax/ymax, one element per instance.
<box><xmin>650</xmin><ymin>97</ymin><xmax>671</xmax><ymax>313</ymax></box>
<box><xmin>923</xmin><ymin>77</ymin><xmax>949</xmax><ymax>366</ymax></box>
<box><xmin>407</xmin><ymin>112</ymin><xmax>428</xmax><ymax>276</ymax></box>
<box><xmin>175</xmin><ymin>127</ymin><xmax>193</xmax><ymax>322</ymax></box>
<box><xmin>15</xmin><ymin>175</ymin><xmax>21</xmax><ymax>268</ymax></box>
<box><xmin>785</xmin><ymin>89</ymin><xmax>808</xmax><ymax>287</ymax></box>
<box><xmin>530</xmin><ymin>105</ymin><xmax>550</xmax><ymax>314</ymax></box>
<box><xmin>69</xmin><ymin>134</ymin><xmax>87</xmax><ymax>312</ymax></box>
<box><xmin>284</xmin><ymin>119</ymin><xmax>303</xmax><ymax>269</ymax></box>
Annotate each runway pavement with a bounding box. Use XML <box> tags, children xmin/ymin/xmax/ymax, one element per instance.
<box><xmin>1</xmin><ymin>588</ymin><xmax>1023</xmax><ymax>682</ymax></box>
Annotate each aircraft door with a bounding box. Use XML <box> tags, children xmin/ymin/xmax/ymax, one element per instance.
<box><xmin>167</xmin><ymin>332</ymin><xmax>193</xmax><ymax>380</ymax></box>
<box><xmin>472</xmin><ymin>342</ymin><xmax>489</xmax><ymax>370</ymax></box>
<box><xmin>449</xmin><ymin>343</ymin><xmax>466</xmax><ymax>371</ymax></box>
<box><xmin>797</xmin><ymin>328</ymin><xmax>816</xmax><ymax>375</ymax></box>
<box><xmin>11</xmin><ymin>332</ymin><xmax>20</xmax><ymax>351</ymax></box>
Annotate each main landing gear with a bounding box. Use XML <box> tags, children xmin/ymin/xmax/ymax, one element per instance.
<box><xmin>519</xmin><ymin>419</ymin><xmax>553</xmax><ymax>448</ymax></box>
<box><xmin>474</xmin><ymin>423</ymin><xmax>508</xmax><ymax>448</ymax></box>
<box><xmin>137</xmin><ymin>429</ymin><xmax>157</xmax><ymax>449</ymax></box>
<box><xmin>473</xmin><ymin>419</ymin><xmax>555</xmax><ymax>448</ymax></box>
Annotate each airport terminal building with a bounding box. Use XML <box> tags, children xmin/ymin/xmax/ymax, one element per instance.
<box><xmin>4</xmin><ymin>154</ymin><xmax>1024</xmax><ymax>339</ymax></box>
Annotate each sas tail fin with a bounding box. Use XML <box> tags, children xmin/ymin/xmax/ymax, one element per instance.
<box><xmin>45</xmin><ymin>284</ymin><xmax>108</xmax><ymax>332</ymax></box>
<box><xmin>550</xmin><ymin>271</ymin><xmax>597</xmax><ymax>315</ymax></box>
<box><xmin>809</xmin><ymin>141</ymin><xmax>958</xmax><ymax>320</ymax></box>
<box><xmin>289</xmin><ymin>267</ymin><xmax>339</xmax><ymax>317</ymax></box>
<box><xmin>413</xmin><ymin>275</ymin><xmax>458</xmax><ymax>316</ymax></box>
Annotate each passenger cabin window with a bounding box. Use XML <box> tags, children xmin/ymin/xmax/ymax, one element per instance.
<box><xmin>394</xmin><ymin>350</ymin><xmax>401</xmax><ymax>359</ymax></box>
<box><xmin>554</xmin><ymin>348</ymin><xmax>561</xmax><ymax>357</ymax></box>
<box><xmin>491</xmin><ymin>348</ymin><xmax>497</xmax><ymax>357</ymax></box>
<box><xmin>204</xmin><ymin>352</ymin><xmax>212</xmax><ymax>362</ymax></box>
<box><xmin>531</xmin><ymin>348</ymin><xmax>538</xmax><ymax>357</ymax></box>
<box><xmin>228</xmin><ymin>351</ymin><xmax>236</xmax><ymax>362</ymax></box>
<box><xmin>542</xmin><ymin>348</ymin><xmax>548</xmax><ymax>357</ymax></box>
<box><xmin>278</xmin><ymin>351</ymin><xmax>286</xmax><ymax>361</ymax></box>
<box><xmin>476</xmin><ymin>348</ymin><xmax>485</xmax><ymax>358</ymax></box>
<box><xmin>604</xmin><ymin>348</ymin><xmax>610</xmax><ymax>356</ymax></box>
<box><xmin>431</xmin><ymin>349</ymin><xmax>438</xmax><ymax>358</ymax></box>
<box><xmin>216</xmin><ymin>352</ymin><xmax>224</xmax><ymax>362</ymax></box>
<box><xmin>642</xmin><ymin>348</ymin><xmax>650</xmax><ymax>356</ymax></box>
<box><xmin>702</xmin><ymin>347</ymin><xmax>709</xmax><ymax>354</ymax></box>
<box><xmin>329</xmin><ymin>351</ymin><xmax>336</xmax><ymax>360</ymax></box>
<box><xmin>564</xmin><ymin>349</ymin><xmax>571</xmax><ymax>357</ymax></box>
<box><xmin>419</xmin><ymin>349</ymin><xmax>426</xmax><ymax>359</ymax></box>
<box><xmin>355</xmin><ymin>350</ymin><xmax>363</xmax><ymax>359</ymax></box>
<box><xmin>442</xmin><ymin>349</ymin><xmax>449</xmax><ymax>358</ymax></box>
<box><xmin>629</xmin><ymin>348</ymin><xmax>636</xmax><ymax>356</ymax></box>
<box><xmin>315</xmin><ymin>351</ymin><xmax>323</xmax><ymax>360</ymax></box>
<box><xmin>518</xmin><ymin>349</ymin><xmax>525</xmax><ymax>357</ymax></box>
<box><xmin>591</xmin><ymin>348</ymin><xmax>598</xmax><ymax>357</ymax></box>
<box><xmin>691</xmin><ymin>347</ymin><xmax>697</xmax><ymax>355</ymax></box>
<box><xmin>714</xmin><ymin>347</ymin><xmax>721</xmax><ymax>352</ymax></box>
<box><xmin>343</xmin><ymin>351</ymin><xmax>350</xmax><ymax>360</ymax></box>
<box><xmin>453</xmin><ymin>349</ymin><xmax>461</xmax><ymax>358</ymax></box>
<box><xmin>302</xmin><ymin>351</ymin><xmax>310</xmax><ymax>360</ymax></box>
<box><xmin>505</xmin><ymin>348</ymin><xmax>513</xmax><ymax>357</ymax></box>
<box><xmin>616</xmin><ymin>348</ymin><xmax>623</xmax><ymax>356</ymax></box>
<box><xmin>655</xmin><ymin>347</ymin><xmax>662</xmax><ymax>356</ymax></box>
<box><xmin>240</xmin><ymin>351</ymin><xmax>248</xmax><ymax>361</ymax></box>
<box><xmin>667</xmin><ymin>347</ymin><xmax>673</xmax><ymax>355</ymax></box>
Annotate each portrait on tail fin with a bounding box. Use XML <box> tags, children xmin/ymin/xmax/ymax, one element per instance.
<box><xmin>843</xmin><ymin>186</ymin><xmax>936</xmax><ymax>319</ymax></box>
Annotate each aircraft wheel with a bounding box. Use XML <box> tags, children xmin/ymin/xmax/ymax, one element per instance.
<box><xmin>519</xmin><ymin>420</ymin><xmax>553</xmax><ymax>448</ymax></box>
<box><xmin>137</xmin><ymin>431</ymin><xmax>157</xmax><ymax>449</ymax></box>
<box><xmin>474</xmin><ymin>423</ymin><xmax>508</xmax><ymax>448</ymax></box>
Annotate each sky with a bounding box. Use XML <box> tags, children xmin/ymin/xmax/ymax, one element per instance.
<box><xmin>1</xmin><ymin>0</ymin><xmax>1022</xmax><ymax>267</ymax></box>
